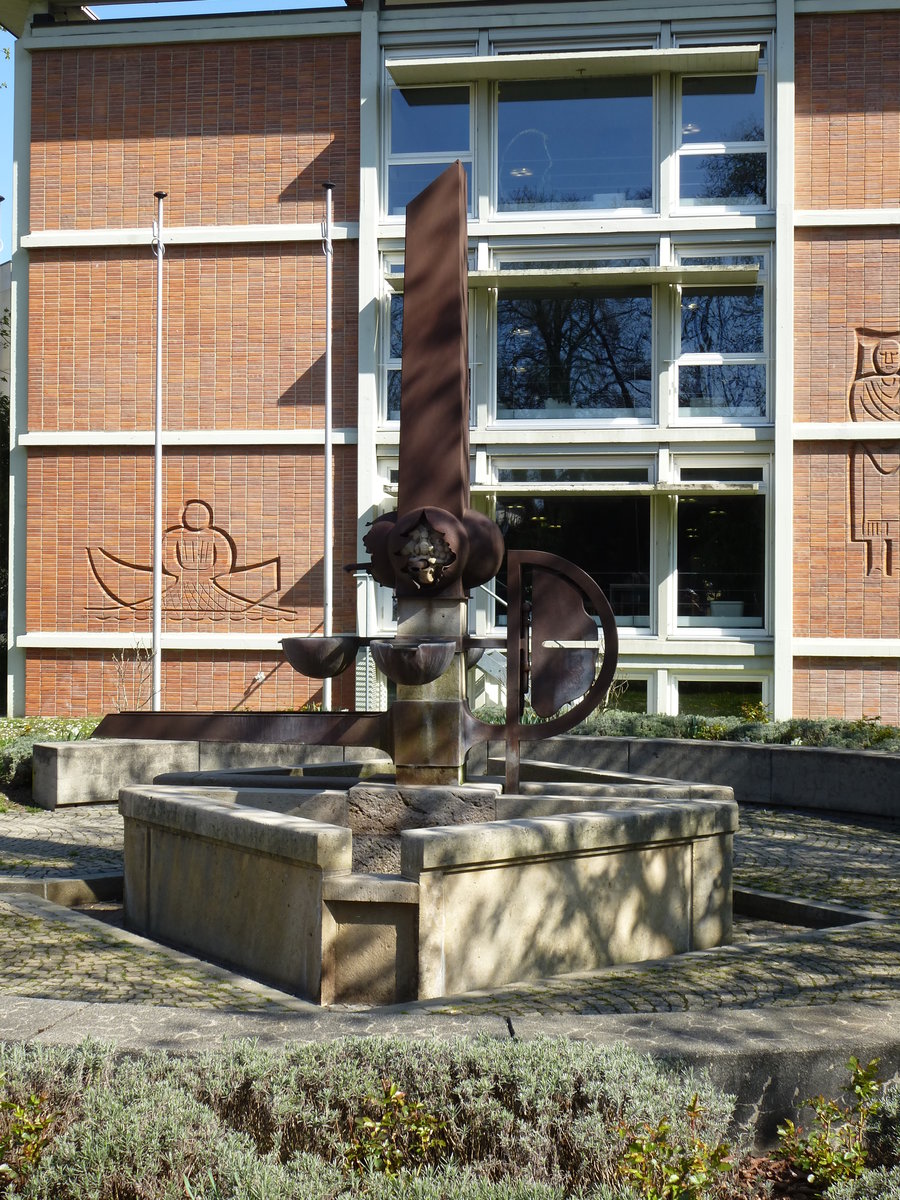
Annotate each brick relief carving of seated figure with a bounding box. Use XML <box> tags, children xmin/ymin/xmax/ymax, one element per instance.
<box><xmin>87</xmin><ymin>499</ymin><xmax>292</xmax><ymax>621</ymax></box>
<box><xmin>849</xmin><ymin>333</ymin><xmax>900</xmax><ymax>576</ymax></box>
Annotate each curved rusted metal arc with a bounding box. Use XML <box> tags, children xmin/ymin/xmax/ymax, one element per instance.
<box><xmin>505</xmin><ymin>549</ymin><xmax>619</xmax><ymax>741</ymax></box>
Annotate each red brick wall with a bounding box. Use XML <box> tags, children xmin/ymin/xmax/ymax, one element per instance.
<box><xmin>25</xmin><ymin>447</ymin><xmax>357</xmax><ymax>633</ymax></box>
<box><xmin>792</xmin><ymin>442</ymin><xmax>900</xmax><ymax>639</ymax></box>
<box><xmin>25</xmin><ymin>648</ymin><xmax>358</xmax><ymax>716</ymax></box>
<box><xmin>28</xmin><ymin>243</ymin><xmax>358</xmax><ymax>432</ymax></box>
<box><xmin>795</xmin><ymin>13</ymin><xmax>900</xmax><ymax>211</ymax></box>
<box><xmin>24</xmin><ymin>35</ymin><xmax>362</xmax><ymax>715</ymax></box>
<box><xmin>793</xmin><ymin>658</ymin><xmax>900</xmax><ymax>724</ymax></box>
<box><xmin>793</xmin><ymin>14</ymin><xmax>900</xmax><ymax>718</ymax></box>
<box><xmin>30</xmin><ymin>36</ymin><xmax>360</xmax><ymax>230</ymax></box>
<box><xmin>793</xmin><ymin>230</ymin><xmax>900</xmax><ymax>425</ymax></box>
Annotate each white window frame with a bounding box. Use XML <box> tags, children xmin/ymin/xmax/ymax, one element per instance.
<box><xmin>379</xmin><ymin>251</ymin><xmax>477</xmax><ymax>428</ymax></box>
<box><xmin>486</xmin><ymin>453</ymin><xmax>658</xmax><ymax>634</ymax></box>
<box><xmin>672</xmin><ymin>36</ymin><xmax>771</xmax><ymax>214</ymax></box>
<box><xmin>670</xmin><ymin>452</ymin><xmax>771</xmax><ymax>636</ymax></box>
<box><xmin>487</xmin><ymin>248</ymin><xmax>659</xmax><ymax>427</ymax></box>
<box><xmin>383</xmin><ymin>40</ymin><xmax>770</xmax><ymax>224</ymax></box>
<box><xmin>672</xmin><ymin>672</ymin><xmax>770</xmax><ymax>717</ymax></box>
<box><xmin>492</xmin><ymin>74</ymin><xmax>658</xmax><ymax>221</ymax></box>
<box><xmin>382</xmin><ymin>78</ymin><xmax>475</xmax><ymax>221</ymax></box>
<box><xmin>669</xmin><ymin>242</ymin><xmax>772</xmax><ymax>426</ymax></box>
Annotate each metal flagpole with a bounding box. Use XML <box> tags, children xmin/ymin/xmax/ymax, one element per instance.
<box><xmin>322</xmin><ymin>182</ymin><xmax>335</xmax><ymax>710</ymax></box>
<box><xmin>151</xmin><ymin>191</ymin><xmax>167</xmax><ymax>711</ymax></box>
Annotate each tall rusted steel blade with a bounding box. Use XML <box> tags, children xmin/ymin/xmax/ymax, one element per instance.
<box><xmin>397</xmin><ymin>161</ymin><xmax>469</xmax><ymax>523</ymax></box>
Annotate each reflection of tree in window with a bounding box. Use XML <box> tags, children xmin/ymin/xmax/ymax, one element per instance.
<box><xmin>681</xmin><ymin>76</ymin><xmax>764</xmax><ymax>146</ymax></box>
<box><xmin>682</xmin><ymin>287</ymin><xmax>763</xmax><ymax>354</ymax></box>
<box><xmin>387</xmin><ymin>294</ymin><xmax>404</xmax><ymax>419</ymax></box>
<box><xmin>690</xmin><ymin>150</ymin><xmax>767</xmax><ymax>205</ymax></box>
<box><xmin>497</xmin><ymin>291</ymin><xmax>652</xmax><ymax>416</ymax></box>
<box><xmin>678</xmin><ymin>365</ymin><xmax>765</xmax><ymax>415</ymax></box>
<box><xmin>680</xmin><ymin>75</ymin><xmax>766</xmax><ymax>206</ymax></box>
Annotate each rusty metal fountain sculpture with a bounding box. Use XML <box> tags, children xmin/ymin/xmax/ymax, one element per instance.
<box><xmin>97</xmin><ymin>161</ymin><xmax>619</xmax><ymax>791</ymax></box>
<box><xmin>279</xmin><ymin>160</ymin><xmax>619</xmax><ymax>790</ymax></box>
<box><xmin>101</xmin><ymin>164</ymin><xmax>736</xmax><ymax>1006</ymax></box>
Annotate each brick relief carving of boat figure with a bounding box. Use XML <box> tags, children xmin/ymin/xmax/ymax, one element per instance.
<box><xmin>86</xmin><ymin>499</ymin><xmax>293</xmax><ymax>621</ymax></box>
<box><xmin>849</xmin><ymin>331</ymin><xmax>900</xmax><ymax>576</ymax></box>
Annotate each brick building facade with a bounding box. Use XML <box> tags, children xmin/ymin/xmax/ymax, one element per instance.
<box><xmin>4</xmin><ymin>0</ymin><xmax>900</xmax><ymax>719</ymax></box>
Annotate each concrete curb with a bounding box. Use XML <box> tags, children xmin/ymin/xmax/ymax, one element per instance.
<box><xmin>0</xmin><ymin>873</ymin><xmax>123</xmax><ymax>905</ymax></box>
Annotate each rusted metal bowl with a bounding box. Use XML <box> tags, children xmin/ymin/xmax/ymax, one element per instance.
<box><xmin>281</xmin><ymin>636</ymin><xmax>361</xmax><ymax>679</ymax></box>
<box><xmin>370</xmin><ymin>638</ymin><xmax>456</xmax><ymax>686</ymax></box>
<box><xmin>464</xmin><ymin>646</ymin><xmax>484</xmax><ymax>669</ymax></box>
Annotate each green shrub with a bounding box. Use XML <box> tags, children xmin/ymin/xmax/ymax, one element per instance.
<box><xmin>0</xmin><ymin>1072</ymin><xmax>56</xmax><ymax>1193</ymax></box>
<box><xmin>617</xmin><ymin>1093</ymin><xmax>732</xmax><ymax>1199</ymax></box>
<box><xmin>351</xmin><ymin>1167</ymin><xmax>604</xmax><ymax>1198</ymax></box>
<box><xmin>18</xmin><ymin>1058</ymin><xmax>341</xmax><ymax>1200</ymax></box>
<box><xmin>778</xmin><ymin>1058</ymin><xmax>883</xmax><ymax>1193</ymax></box>
<box><xmin>472</xmin><ymin>706</ymin><xmax>900</xmax><ymax>751</ymax></box>
<box><xmin>0</xmin><ymin>718</ymin><xmax>99</xmax><ymax>793</ymax></box>
<box><xmin>343</xmin><ymin>1079</ymin><xmax>447</xmax><ymax>1178</ymax></box>
<box><xmin>0</xmin><ymin>1038</ymin><xmax>735</xmax><ymax>1199</ymax></box>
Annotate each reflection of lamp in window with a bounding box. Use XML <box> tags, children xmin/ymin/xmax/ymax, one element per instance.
<box><xmin>500</xmin><ymin>128</ymin><xmax>552</xmax><ymax>204</ymax></box>
<box><xmin>682</xmin><ymin>122</ymin><xmax>701</xmax><ymax>135</ymax></box>
<box><xmin>495</xmin><ymin>504</ymin><xmax>525</xmax><ymax>534</ymax></box>
<box><xmin>511</xmin><ymin>327</ymin><xmax>532</xmax><ymax>337</ymax></box>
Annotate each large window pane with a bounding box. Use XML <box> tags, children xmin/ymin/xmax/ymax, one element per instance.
<box><xmin>680</xmin><ymin>151</ymin><xmax>767</xmax><ymax>206</ymax></box>
<box><xmin>498</xmin><ymin>78</ymin><xmax>652</xmax><ymax>211</ymax></box>
<box><xmin>388</xmin><ymin>161</ymin><xmax>472</xmax><ymax>214</ymax></box>
<box><xmin>677</xmin><ymin>496</ymin><xmax>764</xmax><ymax>626</ymax></box>
<box><xmin>681</xmin><ymin>287</ymin><xmax>764</xmax><ymax>354</ymax></box>
<box><xmin>390</xmin><ymin>86</ymin><xmax>470</xmax><ymax>154</ymax></box>
<box><xmin>678</xmin><ymin>679</ymin><xmax>763</xmax><ymax>716</ymax></box>
<box><xmin>678</xmin><ymin>364</ymin><xmax>766</xmax><ymax>417</ymax></box>
<box><xmin>498</xmin><ymin>494</ymin><xmax>651</xmax><ymax>626</ymax></box>
<box><xmin>497</xmin><ymin>291</ymin><xmax>652</xmax><ymax>418</ymax></box>
<box><xmin>611</xmin><ymin>678</ymin><xmax>649</xmax><ymax>712</ymax></box>
<box><xmin>681</xmin><ymin>75</ymin><xmax>764</xmax><ymax>144</ymax></box>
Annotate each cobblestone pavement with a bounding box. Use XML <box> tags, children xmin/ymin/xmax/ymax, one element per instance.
<box><xmin>0</xmin><ymin>800</ymin><xmax>899</xmax><ymax>1016</ymax></box>
<box><xmin>0</xmin><ymin>805</ymin><xmax>123</xmax><ymax>878</ymax></box>
<box><xmin>0</xmin><ymin>894</ymin><xmax>315</xmax><ymax>1012</ymax></box>
<box><xmin>735</xmin><ymin>806</ymin><xmax>900</xmax><ymax>914</ymax></box>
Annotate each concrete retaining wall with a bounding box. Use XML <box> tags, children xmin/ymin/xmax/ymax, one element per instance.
<box><xmin>32</xmin><ymin>741</ymin><xmax>390</xmax><ymax>809</ymax></box>
<box><xmin>120</xmin><ymin>787</ymin><xmax>353</xmax><ymax>1000</ymax></box>
<box><xmin>406</xmin><ymin>797</ymin><xmax>736</xmax><ymax>1000</ymax></box>
<box><xmin>120</xmin><ymin>784</ymin><xmax>736</xmax><ymax>1005</ymax></box>
<box><xmin>504</xmin><ymin>736</ymin><xmax>900</xmax><ymax>819</ymax></box>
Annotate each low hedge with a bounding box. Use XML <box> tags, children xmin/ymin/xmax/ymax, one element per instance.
<box><xmin>475</xmin><ymin>706</ymin><xmax>900</xmax><ymax>751</ymax></box>
<box><xmin>1</xmin><ymin>1037</ymin><xmax>899</xmax><ymax>1199</ymax></box>
<box><xmin>0</xmin><ymin>718</ymin><xmax>99</xmax><ymax>798</ymax></box>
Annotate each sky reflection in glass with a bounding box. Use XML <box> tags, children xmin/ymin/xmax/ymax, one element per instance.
<box><xmin>498</xmin><ymin>79</ymin><xmax>652</xmax><ymax>210</ymax></box>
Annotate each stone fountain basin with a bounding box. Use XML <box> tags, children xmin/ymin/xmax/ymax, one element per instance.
<box><xmin>119</xmin><ymin>779</ymin><xmax>736</xmax><ymax>1006</ymax></box>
